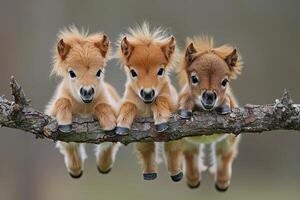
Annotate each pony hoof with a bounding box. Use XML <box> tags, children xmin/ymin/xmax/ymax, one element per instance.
<box><xmin>187</xmin><ymin>181</ymin><xmax>201</xmax><ymax>189</ymax></box>
<box><xmin>143</xmin><ymin>173</ymin><xmax>157</xmax><ymax>180</ymax></box>
<box><xmin>215</xmin><ymin>104</ymin><xmax>231</xmax><ymax>115</ymax></box>
<box><xmin>170</xmin><ymin>172</ymin><xmax>183</xmax><ymax>182</ymax></box>
<box><xmin>97</xmin><ymin>166</ymin><xmax>112</xmax><ymax>174</ymax></box>
<box><xmin>58</xmin><ymin>124</ymin><xmax>72</xmax><ymax>133</ymax></box>
<box><xmin>115</xmin><ymin>127</ymin><xmax>129</xmax><ymax>135</ymax></box>
<box><xmin>178</xmin><ymin>109</ymin><xmax>192</xmax><ymax>119</ymax></box>
<box><xmin>155</xmin><ymin>123</ymin><xmax>168</xmax><ymax>132</ymax></box>
<box><xmin>215</xmin><ymin>183</ymin><xmax>229</xmax><ymax>192</ymax></box>
<box><xmin>69</xmin><ymin>170</ymin><xmax>83</xmax><ymax>179</ymax></box>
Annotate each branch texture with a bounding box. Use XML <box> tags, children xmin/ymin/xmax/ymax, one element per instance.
<box><xmin>0</xmin><ymin>77</ymin><xmax>299</xmax><ymax>145</ymax></box>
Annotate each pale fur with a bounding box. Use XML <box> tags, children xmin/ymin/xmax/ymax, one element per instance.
<box><xmin>46</xmin><ymin>26</ymin><xmax>120</xmax><ymax>177</ymax></box>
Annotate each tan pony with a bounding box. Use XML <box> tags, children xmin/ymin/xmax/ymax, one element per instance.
<box><xmin>116</xmin><ymin>24</ymin><xmax>183</xmax><ymax>181</ymax></box>
<box><xmin>45</xmin><ymin>27</ymin><xmax>120</xmax><ymax>178</ymax></box>
<box><xmin>178</xmin><ymin>36</ymin><xmax>242</xmax><ymax>191</ymax></box>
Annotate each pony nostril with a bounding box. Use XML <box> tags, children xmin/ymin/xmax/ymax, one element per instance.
<box><xmin>150</xmin><ymin>90</ymin><xmax>155</xmax><ymax>98</ymax></box>
<box><xmin>80</xmin><ymin>88</ymin><xmax>85</xmax><ymax>96</ymax></box>
<box><xmin>89</xmin><ymin>88</ymin><xmax>95</xmax><ymax>96</ymax></box>
<box><xmin>140</xmin><ymin>90</ymin><xmax>145</xmax><ymax>98</ymax></box>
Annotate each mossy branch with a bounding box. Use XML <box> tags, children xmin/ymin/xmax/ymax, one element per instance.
<box><xmin>0</xmin><ymin>77</ymin><xmax>299</xmax><ymax>145</ymax></box>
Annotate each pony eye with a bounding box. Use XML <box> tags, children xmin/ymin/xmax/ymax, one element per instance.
<box><xmin>130</xmin><ymin>69</ymin><xmax>137</xmax><ymax>78</ymax></box>
<box><xmin>191</xmin><ymin>75</ymin><xmax>199</xmax><ymax>85</ymax></box>
<box><xmin>96</xmin><ymin>69</ymin><xmax>102</xmax><ymax>77</ymax></box>
<box><xmin>69</xmin><ymin>70</ymin><xmax>76</xmax><ymax>79</ymax></box>
<box><xmin>157</xmin><ymin>68</ymin><xmax>164</xmax><ymax>77</ymax></box>
<box><xmin>221</xmin><ymin>78</ymin><xmax>229</xmax><ymax>88</ymax></box>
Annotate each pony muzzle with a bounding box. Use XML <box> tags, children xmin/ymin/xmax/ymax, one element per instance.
<box><xmin>201</xmin><ymin>90</ymin><xmax>217</xmax><ymax>110</ymax></box>
<box><xmin>140</xmin><ymin>89</ymin><xmax>155</xmax><ymax>104</ymax></box>
<box><xmin>80</xmin><ymin>86</ymin><xmax>95</xmax><ymax>104</ymax></box>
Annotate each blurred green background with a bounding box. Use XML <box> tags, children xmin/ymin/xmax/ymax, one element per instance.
<box><xmin>1</xmin><ymin>0</ymin><xmax>300</xmax><ymax>199</ymax></box>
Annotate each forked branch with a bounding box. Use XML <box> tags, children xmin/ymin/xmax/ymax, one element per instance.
<box><xmin>0</xmin><ymin>77</ymin><xmax>299</xmax><ymax>145</ymax></box>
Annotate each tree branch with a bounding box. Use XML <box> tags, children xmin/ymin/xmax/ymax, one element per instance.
<box><xmin>0</xmin><ymin>77</ymin><xmax>299</xmax><ymax>145</ymax></box>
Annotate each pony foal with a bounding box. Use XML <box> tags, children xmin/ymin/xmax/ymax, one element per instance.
<box><xmin>45</xmin><ymin>27</ymin><xmax>120</xmax><ymax>178</ymax></box>
<box><xmin>116</xmin><ymin>24</ymin><xmax>183</xmax><ymax>181</ymax></box>
<box><xmin>178</xmin><ymin>37</ymin><xmax>242</xmax><ymax>191</ymax></box>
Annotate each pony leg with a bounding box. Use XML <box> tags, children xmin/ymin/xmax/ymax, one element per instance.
<box><xmin>94</xmin><ymin>103</ymin><xmax>117</xmax><ymax>131</ymax></box>
<box><xmin>183</xmin><ymin>141</ymin><xmax>203</xmax><ymax>189</ymax></box>
<box><xmin>56</xmin><ymin>142</ymin><xmax>87</xmax><ymax>178</ymax></box>
<box><xmin>95</xmin><ymin>142</ymin><xmax>120</xmax><ymax>174</ymax></box>
<box><xmin>214</xmin><ymin>135</ymin><xmax>240</xmax><ymax>192</ymax></box>
<box><xmin>151</xmin><ymin>96</ymin><xmax>171</xmax><ymax>132</ymax></box>
<box><xmin>116</xmin><ymin>101</ymin><xmax>137</xmax><ymax>135</ymax></box>
<box><xmin>164</xmin><ymin>140</ymin><xmax>183</xmax><ymax>182</ymax></box>
<box><xmin>54</xmin><ymin>98</ymin><xmax>72</xmax><ymax>133</ymax></box>
<box><xmin>135</xmin><ymin>142</ymin><xmax>157</xmax><ymax>180</ymax></box>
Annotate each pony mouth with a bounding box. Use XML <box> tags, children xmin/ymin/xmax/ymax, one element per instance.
<box><xmin>81</xmin><ymin>98</ymin><xmax>93</xmax><ymax>104</ymax></box>
<box><xmin>141</xmin><ymin>97</ymin><xmax>155</xmax><ymax>104</ymax></box>
<box><xmin>201</xmin><ymin>101</ymin><xmax>215</xmax><ymax>111</ymax></box>
<box><xmin>143</xmin><ymin>100</ymin><xmax>154</xmax><ymax>104</ymax></box>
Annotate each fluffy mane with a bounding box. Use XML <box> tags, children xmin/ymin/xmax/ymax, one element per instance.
<box><xmin>118</xmin><ymin>22</ymin><xmax>172</xmax><ymax>46</ymax></box>
<box><xmin>116</xmin><ymin>23</ymin><xmax>179</xmax><ymax>69</ymax></box>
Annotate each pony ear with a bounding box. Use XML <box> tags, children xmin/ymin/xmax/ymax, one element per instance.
<box><xmin>57</xmin><ymin>39</ymin><xmax>71</xmax><ymax>60</ymax></box>
<box><xmin>185</xmin><ymin>42</ymin><xmax>197</xmax><ymax>67</ymax></box>
<box><xmin>95</xmin><ymin>34</ymin><xmax>110</xmax><ymax>58</ymax></box>
<box><xmin>225</xmin><ymin>48</ymin><xmax>238</xmax><ymax>69</ymax></box>
<box><xmin>120</xmin><ymin>37</ymin><xmax>134</xmax><ymax>59</ymax></box>
<box><xmin>161</xmin><ymin>36</ymin><xmax>176</xmax><ymax>61</ymax></box>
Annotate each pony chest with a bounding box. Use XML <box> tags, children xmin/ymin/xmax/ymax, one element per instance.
<box><xmin>71</xmin><ymin>103</ymin><xmax>94</xmax><ymax>117</ymax></box>
<box><xmin>137</xmin><ymin>104</ymin><xmax>153</xmax><ymax>117</ymax></box>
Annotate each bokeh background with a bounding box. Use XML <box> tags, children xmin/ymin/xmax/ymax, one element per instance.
<box><xmin>1</xmin><ymin>0</ymin><xmax>300</xmax><ymax>199</ymax></box>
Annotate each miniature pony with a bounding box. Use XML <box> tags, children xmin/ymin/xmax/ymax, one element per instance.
<box><xmin>116</xmin><ymin>24</ymin><xmax>183</xmax><ymax>181</ymax></box>
<box><xmin>178</xmin><ymin>36</ymin><xmax>242</xmax><ymax>191</ymax></box>
<box><xmin>45</xmin><ymin>27</ymin><xmax>120</xmax><ymax>178</ymax></box>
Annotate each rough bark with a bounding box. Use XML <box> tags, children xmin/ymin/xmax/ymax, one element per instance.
<box><xmin>0</xmin><ymin>77</ymin><xmax>299</xmax><ymax>145</ymax></box>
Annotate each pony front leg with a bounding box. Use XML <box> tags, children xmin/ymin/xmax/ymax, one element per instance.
<box><xmin>115</xmin><ymin>101</ymin><xmax>137</xmax><ymax>135</ymax></box>
<box><xmin>178</xmin><ymin>90</ymin><xmax>194</xmax><ymax>119</ymax></box>
<box><xmin>94</xmin><ymin>103</ymin><xmax>117</xmax><ymax>131</ymax></box>
<box><xmin>94</xmin><ymin>103</ymin><xmax>119</xmax><ymax>174</ymax></box>
<box><xmin>55</xmin><ymin>98</ymin><xmax>72</xmax><ymax>133</ymax></box>
<box><xmin>151</xmin><ymin>96</ymin><xmax>171</xmax><ymax>132</ymax></box>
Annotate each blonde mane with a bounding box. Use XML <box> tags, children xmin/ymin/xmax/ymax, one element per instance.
<box><xmin>118</xmin><ymin>22</ymin><xmax>172</xmax><ymax>46</ymax></box>
<box><xmin>116</xmin><ymin>23</ymin><xmax>179</xmax><ymax>70</ymax></box>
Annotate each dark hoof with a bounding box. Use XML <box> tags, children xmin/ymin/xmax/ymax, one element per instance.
<box><xmin>69</xmin><ymin>170</ymin><xmax>83</xmax><ymax>179</ymax></box>
<box><xmin>115</xmin><ymin>127</ymin><xmax>129</xmax><ymax>135</ymax></box>
<box><xmin>171</xmin><ymin>172</ymin><xmax>183</xmax><ymax>182</ymax></box>
<box><xmin>215</xmin><ymin>183</ymin><xmax>229</xmax><ymax>192</ymax></box>
<box><xmin>178</xmin><ymin>109</ymin><xmax>192</xmax><ymax>119</ymax></box>
<box><xmin>143</xmin><ymin>172</ymin><xmax>157</xmax><ymax>180</ymax></box>
<box><xmin>216</xmin><ymin>104</ymin><xmax>231</xmax><ymax>115</ymax></box>
<box><xmin>58</xmin><ymin>124</ymin><xmax>72</xmax><ymax>133</ymax></box>
<box><xmin>155</xmin><ymin>123</ymin><xmax>168</xmax><ymax>132</ymax></box>
<box><xmin>97</xmin><ymin>166</ymin><xmax>112</xmax><ymax>174</ymax></box>
<box><xmin>187</xmin><ymin>181</ymin><xmax>201</xmax><ymax>189</ymax></box>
